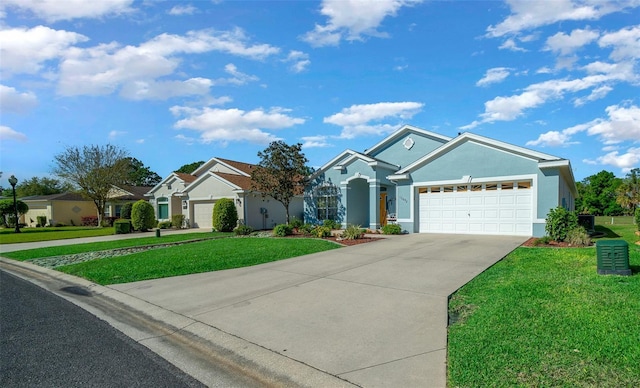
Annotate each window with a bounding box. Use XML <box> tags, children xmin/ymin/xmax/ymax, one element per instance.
<box><xmin>501</xmin><ymin>182</ymin><xmax>514</xmax><ymax>190</ymax></box>
<box><xmin>115</xmin><ymin>205</ymin><xmax>122</xmax><ymax>218</ymax></box>
<box><xmin>431</xmin><ymin>186</ymin><xmax>441</xmax><ymax>193</ymax></box>
<box><xmin>471</xmin><ymin>185</ymin><xmax>482</xmax><ymax>192</ymax></box>
<box><xmin>456</xmin><ymin>185</ymin><xmax>468</xmax><ymax>192</ymax></box>
<box><xmin>486</xmin><ymin>183</ymin><xmax>498</xmax><ymax>191</ymax></box>
<box><xmin>157</xmin><ymin>197</ymin><xmax>169</xmax><ymax>219</ymax></box>
<box><xmin>517</xmin><ymin>181</ymin><xmax>531</xmax><ymax>189</ymax></box>
<box><xmin>315</xmin><ymin>184</ymin><xmax>339</xmax><ymax>221</ymax></box>
<box><xmin>443</xmin><ymin>186</ymin><xmax>454</xmax><ymax>192</ymax></box>
<box><xmin>419</xmin><ymin>187</ymin><xmax>428</xmax><ymax>194</ymax></box>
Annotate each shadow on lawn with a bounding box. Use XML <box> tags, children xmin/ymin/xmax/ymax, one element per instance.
<box><xmin>594</xmin><ymin>225</ymin><xmax>621</xmax><ymax>238</ymax></box>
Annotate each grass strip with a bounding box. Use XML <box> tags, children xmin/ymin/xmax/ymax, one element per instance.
<box><xmin>57</xmin><ymin>238</ymin><xmax>341</xmax><ymax>285</ymax></box>
<box><xmin>0</xmin><ymin>226</ymin><xmax>115</xmax><ymax>244</ymax></box>
<box><xmin>448</xmin><ymin>230</ymin><xmax>640</xmax><ymax>386</ymax></box>
<box><xmin>2</xmin><ymin>232</ymin><xmax>231</xmax><ymax>261</ymax></box>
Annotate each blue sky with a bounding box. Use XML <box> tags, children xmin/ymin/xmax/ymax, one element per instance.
<box><xmin>1</xmin><ymin>0</ymin><xmax>639</xmax><ymax>186</ymax></box>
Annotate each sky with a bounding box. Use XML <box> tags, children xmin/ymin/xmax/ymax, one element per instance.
<box><xmin>1</xmin><ymin>0</ymin><xmax>639</xmax><ymax>187</ymax></box>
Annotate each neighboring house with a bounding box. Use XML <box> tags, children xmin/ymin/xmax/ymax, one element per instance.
<box><xmin>21</xmin><ymin>185</ymin><xmax>152</xmax><ymax>227</ymax></box>
<box><xmin>146</xmin><ymin>157</ymin><xmax>303</xmax><ymax>230</ymax></box>
<box><xmin>305</xmin><ymin>125</ymin><xmax>577</xmax><ymax>237</ymax></box>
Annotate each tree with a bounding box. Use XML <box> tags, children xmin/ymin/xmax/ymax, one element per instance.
<box><xmin>53</xmin><ymin>144</ymin><xmax>129</xmax><ymax>226</ymax></box>
<box><xmin>0</xmin><ymin>199</ymin><xmax>29</xmax><ymax>227</ymax></box>
<box><xmin>616</xmin><ymin>168</ymin><xmax>640</xmax><ymax>215</ymax></box>
<box><xmin>174</xmin><ymin>161</ymin><xmax>205</xmax><ymax>174</ymax></box>
<box><xmin>575</xmin><ymin>170</ymin><xmax>624</xmax><ymax>216</ymax></box>
<box><xmin>251</xmin><ymin>141</ymin><xmax>308</xmax><ymax>224</ymax></box>
<box><xmin>124</xmin><ymin>157</ymin><xmax>162</xmax><ymax>186</ymax></box>
<box><xmin>2</xmin><ymin>176</ymin><xmax>74</xmax><ymax>197</ymax></box>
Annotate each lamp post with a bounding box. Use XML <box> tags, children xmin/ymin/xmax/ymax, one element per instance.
<box><xmin>8</xmin><ymin>175</ymin><xmax>20</xmax><ymax>233</ymax></box>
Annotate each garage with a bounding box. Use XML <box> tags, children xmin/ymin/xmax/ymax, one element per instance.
<box><xmin>192</xmin><ymin>201</ymin><xmax>215</xmax><ymax>228</ymax></box>
<box><xmin>418</xmin><ymin>180</ymin><xmax>532</xmax><ymax>236</ymax></box>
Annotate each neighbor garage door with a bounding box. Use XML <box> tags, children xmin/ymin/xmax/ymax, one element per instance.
<box><xmin>418</xmin><ymin>180</ymin><xmax>532</xmax><ymax>236</ymax></box>
<box><xmin>192</xmin><ymin>201</ymin><xmax>215</xmax><ymax>228</ymax></box>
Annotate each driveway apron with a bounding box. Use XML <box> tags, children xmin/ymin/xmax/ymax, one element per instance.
<box><xmin>111</xmin><ymin>233</ymin><xmax>526</xmax><ymax>387</ymax></box>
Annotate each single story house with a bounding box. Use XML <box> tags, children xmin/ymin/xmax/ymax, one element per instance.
<box><xmin>305</xmin><ymin>125</ymin><xmax>577</xmax><ymax>237</ymax></box>
<box><xmin>20</xmin><ymin>185</ymin><xmax>152</xmax><ymax>227</ymax></box>
<box><xmin>146</xmin><ymin>157</ymin><xmax>303</xmax><ymax>230</ymax></box>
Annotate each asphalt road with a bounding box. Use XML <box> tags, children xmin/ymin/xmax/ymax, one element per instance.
<box><xmin>0</xmin><ymin>269</ymin><xmax>205</xmax><ymax>388</ymax></box>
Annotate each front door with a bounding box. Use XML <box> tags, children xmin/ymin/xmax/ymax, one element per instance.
<box><xmin>380</xmin><ymin>192</ymin><xmax>387</xmax><ymax>227</ymax></box>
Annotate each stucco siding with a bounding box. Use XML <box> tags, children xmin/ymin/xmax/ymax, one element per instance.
<box><xmin>186</xmin><ymin>175</ymin><xmax>236</xmax><ymax>199</ymax></box>
<box><xmin>51</xmin><ymin>200</ymin><xmax>96</xmax><ymax>226</ymax></box>
<box><xmin>368</xmin><ymin>132</ymin><xmax>447</xmax><ymax>169</ymax></box>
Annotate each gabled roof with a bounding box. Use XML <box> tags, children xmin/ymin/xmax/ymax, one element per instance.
<box><xmin>146</xmin><ymin>172</ymin><xmax>195</xmax><ymax>195</ymax></box>
<box><xmin>175</xmin><ymin>172</ymin><xmax>197</xmax><ymax>183</ymax></box>
<box><xmin>214</xmin><ymin>172</ymin><xmax>253</xmax><ymax>190</ymax></box>
<box><xmin>397</xmin><ymin>132</ymin><xmax>566</xmax><ymax>174</ymax></box>
<box><xmin>216</xmin><ymin>157</ymin><xmax>256</xmax><ymax>176</ymax></box>
<box><xmin>21</xmin><ymin>192</ymin><xmax>87</xmax><ymax>202</ymax></box>
<box><xmin>310</xmin><ymin>149</ymin><xmax>398</xmax><ymax>180</ymax></box>
<box><xmin>111</xmin><ymin>185</ymin><xmax>154</xmax><ymax>201</ymax></box>
<box><xmin>191</xmin><ymin>157</ymin><xmax>255</xmax><ymax>177</ymax></box>
<box><xmin>364</xmin><ymin>124</ymin><xmax>451</xmax><ymax>156</ymax></box>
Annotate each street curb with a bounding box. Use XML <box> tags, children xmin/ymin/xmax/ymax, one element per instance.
<box><xmin>0</xmin><ymin>258</ymin><xmax>358</xmax><ymax>387</ymax></box>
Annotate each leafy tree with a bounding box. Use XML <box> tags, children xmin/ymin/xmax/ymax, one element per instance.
<box><xmin>0</xmin><ymin>199</ymin><xmax>29</xmax><ymax>227</ymax></box>
<box><xmin>124</xmin><ymin>157</ymin><xmax>162</xmax><ymax>186</ymax></box>
<box><xmin>2</xmin><ymin>176</ymin><xmax>74</xmax><ymax>197</ymax></box>
<box><xmin>251</xmin><ymin>141</ymin><xmax>308</xmax><ymax>224</ymax></box>
<box><xmin>575</xmin><ymin>170</ymin><xmax>624</xmax><ymax>216</ymax></box>
<box><xmin>174</xmin><ymin>161</ymin><xmax>205</xmax><ymax>174</ymax></box>
<box><xmin>53</xmin><ymin>144</ymin><xmax>129</xmax><ymax>227</ymax></box>
<box><xmin>616</xmin><ymin>168</ymin><xmax>640</xmax><ymax>216</ymax></box>
<box><xmin>131</xmin><ymin>200</ymin><xmax>156</xmax><ymax>231</ymax></box>
<box><xmin>211</xmin><ymin>198</ymin><xmax>237</xmax><ymax>232</ymax></box>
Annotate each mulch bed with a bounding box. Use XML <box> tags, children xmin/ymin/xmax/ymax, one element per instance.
<box><xmin>521</xmin><ymin>237</ymin><xmax>592</xmax><ymax>248</ymax></box>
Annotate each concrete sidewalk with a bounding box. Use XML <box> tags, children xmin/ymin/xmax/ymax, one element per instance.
<box><xmin>108</xmin><ymin>233</ymin><xmax>526</xmax><ymax>387</ymax></box>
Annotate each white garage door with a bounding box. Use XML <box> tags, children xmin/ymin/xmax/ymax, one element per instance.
<box><xmin>192</xmin><ymin>201</ymin><xmax>215</xmax><ymax>228</ymax></box>
<box><xmin>419</xmin><ymin>181</ymin><xmax>532</xmax><ymax>236</ymax></box>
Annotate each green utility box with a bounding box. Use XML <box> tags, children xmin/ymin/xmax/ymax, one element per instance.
<box><xmin>596</xmin><ymin>240</ymin><xmax>631</xmax><ymax>276</ymax></box>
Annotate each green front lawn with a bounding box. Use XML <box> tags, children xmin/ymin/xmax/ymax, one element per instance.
<box><xmin>57</xmin><ymin>238</ymin><xmax>340</xmax><ymax>285</ymax></box>
<box><xmin>0</xmin><ymin>226</ymin><xmax>115</xmax><ymax>244</ymax></box>
<box><xmin>448</xmin><ymin>219</ymin><xmax>640</xmax><ymax>386</ymax></box>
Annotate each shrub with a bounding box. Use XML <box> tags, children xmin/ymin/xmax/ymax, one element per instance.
<box><xmin>322</xmin><ymin>219</ymin><xmax>340</xmax><ymax>230</ymax></box>
<box><xmin>314</xmin><ymin>225</ymin><xmax>332</xmax><ymax>238</ymax></box>
<box><xmin>114</xmin><ymin>219</ymin><xmax>131</xmax><ymax>234</ymax></box>
<box><xmin>131</xmin><ymin>200</ymin><xmax>156</xmax><ymax>231</ymax></box>
<box><xmin>533</xmin><ymin>235</ymin><xmax>552</xmax><ymax>246</ymax></box>
<box><xmin>635</xmin><ymin>208</ymin><xmax>640</xmax><ymax>231</ymax></box>
<box><xmin>273</xmin><ymin>223</ymin><xmax>293</xmax><ymax>237</ymax></box>
<box><xmin>234</xmin><ymin>225</ymin><xmax>255</xmax><ymax>236</ymax></box>
<box><xmin>341</xmin><ymin>224</ymin><xmax>364</xmax><ymax>240</ymax></box>
<box><xmin>382</xmin><ymin>224</ymin><xmax>402</xmax><ymax>235</ymax></box>
<box><xmin>81</xmin><ymin>216</ymin><xmax>99</xmax><ymax>227</ymax></box>
<box><xmin>290</xmin><ymin>217</ymin><xmax>303</xmax><ymax>229</ymax></box>
<box><xmin>299</xmin><ymin>223</ymin><xmax>314</xmax><ymax>236</ymax></box>
<box><xmin>545</xmin><ymin>207</ymin><xmax>578</xmax><ymax>242</ymax></box>
<box><xmin>121</xmin><ymin>202</ymin><xmax>133</xmax><ymax>219</ymax></box>
<box><xmin>36</xmin><ymin>215</ymin><xmax>47</xmax><ymax>227</ymax></box>
<box><xmin>211</xmin><ymin>198</ymin><xmax>237</xmax><ymax>232</ymax></box>
<box><xmin>158</xmin><ymin>220</ymin><xmax>172</xmax><ymax>229</ymax></box>
<box><xmin>565</xmin><ymin>226</ymin><xmax>591</xmax><ymax>246</ymax></box>
<box><xmin>171</xmin><ymin>214</ymin><xmax>185</xmax><ymax>229</ymax></box>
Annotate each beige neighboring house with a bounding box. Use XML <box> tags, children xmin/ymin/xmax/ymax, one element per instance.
<box><xmin>21</xmin><ymin>185</ymin><xmax>152</xmax><ymax>227</ymax></box>
<box><xmin>146</xmin><ymin>157</ymin><xmax>303</xmax><ymax>230</ymax></box>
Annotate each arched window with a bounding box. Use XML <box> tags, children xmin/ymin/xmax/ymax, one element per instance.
<box><xmin>315</xmin><ymin>183</ymin><xmax>339</xmax><ymax>221</ymax></box>
<box><xmin>157</xmin><ymin>197</ymin><xmax>169</xmax><ymax>219</ymax></box>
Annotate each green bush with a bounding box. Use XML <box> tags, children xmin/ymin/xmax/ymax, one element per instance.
<box><xmin>314</xmin><ymin>225</ymin><xmax>332</xmax><ymax>238</ymax></box>
<box><xmin>382</xmin><ymin>224</ymin><xmax>402</xmax><ymax>235</ymax></box>
<box><xmin>121</xmin><ymin>202</ymin><xmax>133</xmax><ymax>219</ymax></box>
<box><xmin>322</xmin><ymin>219</ymin><xmax>340</xmax><ymax>230</ymax></box>
<box><xmin>635</xmin><ymin>208</ymin><xmax>640</xmax><ymax>231</ymax></box>
<box><xmin>273</xmin><ymin>223</ymin><xmax>293</xmax><ymax>237</ymax></box>
<box><xmin>234</xmin><ymin>225</ymin><xmax>255</xmax><ymax>236</ymax></box>
<box><xmin>36</xmin><ymin>215</ymin><xmax>47</xmax><ymax>227</ymax></box>
<box><xmin>299</xmin><ymin>223</ymin><xmax>314</xmax><ymax>236</ymax></box>
<box><xmin>114</xmin><ymin>219</ymin><xmax>131</xmax><ymax>234</ymax></box>
<box><xmin>341</xmin><ymin>224</ymin><xmax>364</xmax><ymax>240</ymax></box>
<box><xmin>158</xmin><ymin>220</ymin><xmax>172</xmax><ymax>229</ymax></box>
<box><xmin>171</xmin><ymin>214</ymin><xmax>185</xmax><ymax>229</ymax></box>
<box><xmin>565</xmin><ymin>226</ymin><xmax>591</xmax><ymax>246</ymax></box>
<box><xmin>212</xmin><ymin>198</ymin><xmax>238</xmax><ymax>232</ymax></box>
<box><xmin>290</xmin><ymin>217</ymin><xmax>303</xmax><ymax>229</ymax></box>
<box><xmin>545</xmin><ymin>207</ymin><xmax>578</xmax><ymax>242</ymax></box>
<box><xmin>131</xmin><ymin>200</ymin><xmax>156</xmax><ymax>231</ymax></box>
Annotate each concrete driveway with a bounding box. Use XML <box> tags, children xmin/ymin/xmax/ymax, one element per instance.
<box><xmin>111</xmin><ymin>233</ymin><xmax>525</xmax><ymax>387</ymax></box>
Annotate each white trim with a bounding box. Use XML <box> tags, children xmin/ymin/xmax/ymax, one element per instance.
<box><xmin>387</xmin><ymin>174</ymin><xmax>409</xmax><ymax>181</ymax></box>
<box><xmin>365</xmin><ymin>124</ymin><xmax>451</xmax><ymax>156</ymax></box>
<box><xmin>182</xmin><ymin>171</ymin><xmax>242</xmax><ymax>194</ymax></box>
<box><xmin>192</xmin><ymin>157</ymin><xmax>251</xmax><ymax>177</ymax></box>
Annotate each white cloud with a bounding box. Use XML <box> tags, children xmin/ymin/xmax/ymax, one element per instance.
<box><xmin>461</xmin><ymin>60</ymin><xmax>637</xmax><ymax>129</ymax></box>
<box><xmin>573</xmin><ymin>85</ymin><xmax>613</xmax><ymax>106</ymax></box>
<box><xmin>0</xmin><ymin>125</ymin><xmax>27</xmax><ymax>142</ymax></box>
<box><xmin>324</xmin><ymin>101</ymin><xmax>423</xmax><ymax>138</ymax></box>
<box><xmin>170</xmin><ymin>106</ymin><xmax>305</xmax><ymax>145</ymax></box>
<box><xmin>544</xmin><ymin>28</ymin><xmax>599</xmax><ymax>55</ymax></box>
<box><xmin>0</xmin><ymin>0</ymin><xmax>134</xmax><ymax>22</ymax></box>
<box><xmin>108</xmin><ymin>130</ymin><xmax>127</xmax><ymax>139</ymax></box>
<box><xmin>486</xmin><ymin>0</ymin><xmax>638</xmax><ymax>37</ymax></box>
<box><xmin>302</xmin><ymin>0</ymin><xmax>422</xmax><ymax>47</ymax></box>
<box><xmin>586</xmin><ymin>147</ymin><xmax>640</xmax><ymax>172</ymax></box>
<box><xmin>57</xmin><ymin>28</ymin><xmax>278</xmax><ymax>97</ymax></box>
<box><xmin>499</xmin><ymin>38</ymin><xmax>527</xmax><ymax>52</ymax></box>
<box><xmin>284</xmin><ymin>51</ymin><xmax>311</xmax><ymax>73</ymax></box>
<box><xmin>168</xmin><ymin>4</ymin><xmax>197</xmax><ymax>16</ymax></box>
<box><xmin>119</xmin><ymin>78</ymin><xmax>213</xmax><ymax>100</ymax></box>
<box><xmin>0</xmin><ymin>26</ymin><xmax>88</xmax><ymax>75</ymax></box>
<box><xmin>599</xmin><ymin>25</ymin><xmax>640</xmax><ymax>61</ymax></box>
<box><xmin>301</xmin><ymin>135</ymin><xmax>332</xmax><ymax>148</ymax></box>
<box><xmin>0</xmin><ymin>84</ymin><xmax>38</xmax><ymax>114</ymax></box>
<box><xmin>476</xmin><ymin>67</ymin><xmax>512</xmax><ymax>87</ymax></box>
<box><xmin>221</xmin><ymin>63</ymin><xmax>259</xmax><ymax>85</ymax></box>
<box><xmin>526</xmin><ymin>130</ymin><xmax>579</xmax><ymax>147</ymax></box>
